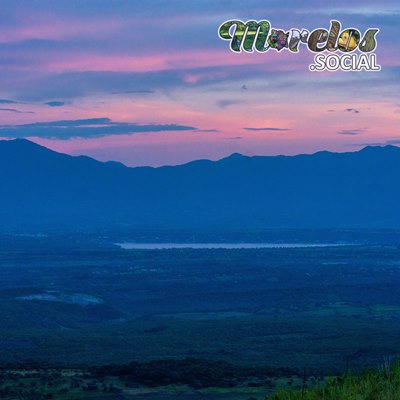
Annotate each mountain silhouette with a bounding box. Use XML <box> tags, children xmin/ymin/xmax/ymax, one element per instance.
<box><xmin>1</xmin><ymin>138</ymin><xmax>399</xmax><ymax>231</ymax></box>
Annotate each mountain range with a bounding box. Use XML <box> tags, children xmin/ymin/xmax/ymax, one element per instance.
<box><xmin>1</xmin><ymin>138</ymin><xmax>399</xmax><ymax>231</ymax></box>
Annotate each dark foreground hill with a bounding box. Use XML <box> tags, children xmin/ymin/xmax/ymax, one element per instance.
<box><xmin>1</xmin><ymin>139</ymin><xmax>399</xmax><ymax>231</ymax></box>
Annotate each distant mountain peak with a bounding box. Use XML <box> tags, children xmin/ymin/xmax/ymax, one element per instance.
<box><xmin>360</xmin><ymin>144</ymin><xmax>400</xmax><ymax>152</ymax></box>
<box><xmin>224</xmin><ymin>152</ymin><xmax>248</xmax><ymax>160</ymax></box>
<box><xmin>1</xmin><ymin>138</ymin><xmax>46</xmax><ymax>150</ymax></box>
<box><xmin>228</xmin><ymin>152</ymin><xmax>244</xmax><ymax>157</ymax></box>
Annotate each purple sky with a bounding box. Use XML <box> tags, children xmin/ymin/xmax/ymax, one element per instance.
<box><xmin>0</xmin><ymin>0</ymin><xmax>399</xmax><ymax>166</ymax></box>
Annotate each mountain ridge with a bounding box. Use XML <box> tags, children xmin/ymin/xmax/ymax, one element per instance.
<box><xmin>2</xmin><ymin>138</ymin><xmax>400</xmax><ymax>169</ymax></box>
<box><xmin>1</xmin><ymin>138</ymin><xmax>400</xmax><ymax>231</ymax></box>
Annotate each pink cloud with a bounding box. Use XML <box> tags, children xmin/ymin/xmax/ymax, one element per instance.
<box><xmin>0</xmin><ymin>14</ymin><xmax>127</xmax><ymax>43</ymax></box>
<box><xmin>0</xmin><ymin>45</ymin><xmax>311</xmax><ymax>74</ymax></box>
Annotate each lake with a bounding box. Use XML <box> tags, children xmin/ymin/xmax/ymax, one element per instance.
<box><xmin>116</xmin><ymin>242</ymin><xmax>348</xmax><ymax>250</ymax></box>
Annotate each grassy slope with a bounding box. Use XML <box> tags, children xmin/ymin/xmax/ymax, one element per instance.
<box><xmin>268</xmin><ymin>360</ymin><xmax>400</xmax><ymax>400</ymax></box>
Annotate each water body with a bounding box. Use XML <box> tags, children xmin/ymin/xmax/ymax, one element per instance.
<box><xmin>117</xmin><ymin>242</ymin><xmax>349</xmax><ymax>250</ymax></box>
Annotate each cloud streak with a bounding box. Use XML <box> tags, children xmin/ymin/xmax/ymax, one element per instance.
<box><xmin>244</xmin><ymin>127</ymin><xmax>291</xmax><ymax>132</ymax></box>
<box><xmin>111</xmin><ymin>90</ymin><xmax>155</xmax><ymax>94</ymax></box>
<box><xmin>0</xmin><ymin>118</ymin><xmax>196</xmax><ymax>139</ymax></box>
<box><xmin>45</xmin><ymin>101</ymin><xmax>65</xmax><ymax>107</ymax></box>
<box><xmin>0</xmin><ymin>99</ymin><xmax>18</xmax><ymax>104</ymax></box>
<box><xmin>337</xmin><ymin>129</ymin><xmax>366</xmax><ymax>135</ymax></box>
<box><xmin>0</xmin><ymin>107</ymin><xmax>34</xmax><ymax>114</ymax></box>
<box><xmin>216</xmin><ymin>99</ymin><xmax>245</xmax><ymax>109</ymax></box>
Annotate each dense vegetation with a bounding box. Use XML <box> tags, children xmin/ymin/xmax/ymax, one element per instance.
<box><xmin>3</xmin><ymin>359</ymin><xmax>400</xmax><ymax>400</ymax></box>
<box><xmin>92</xmin><ymin>358</ymin><xmax>296</xmax><ymax>388</ymax></box>
<box><xmin>0</xmin><ymin>359</ymin><xmax>298</xmax><ymax>399</ymax></box>
<box><xmin>269</xmin><ymin>360</ymin><xmax>400</xmax><ymax>400</ymax></box>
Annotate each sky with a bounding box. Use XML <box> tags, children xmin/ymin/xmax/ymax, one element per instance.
<box><xmin>0</xmin><ymin>0</ymin><xmax>399</xmax><ymax>166</ymax></box>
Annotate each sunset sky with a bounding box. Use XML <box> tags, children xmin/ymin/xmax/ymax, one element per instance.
<box><xmin>0</xmin><ymin>0</ymin><xmax>399</xmax><ymax>166</ymax></box>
